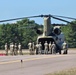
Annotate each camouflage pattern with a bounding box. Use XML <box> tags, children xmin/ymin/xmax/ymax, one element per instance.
<box><xmin>18</xmin><ymin>43</ymin><xmax>23</xmax><ymax>55</ymax></box>
<box><xmin>49</xmin><ymin>42</ymin><xmax>52</xmax><ymax>54</ymax></box>
<box><xmin>10</xmin><ymin>43</ymin><xmax>14</xmax><ymax>55</ymax></box>
<box><xmin>35</xmin><ymin>43</ymin><xmax>39</xmax><ymax>54</ymax></box>
<box><xmin>51</xmin><ymin>42</ymin><xmax>56</xmax><ymax>54</ymax></box>
<box><xmin>5</xmin><ymin>43</ymin><xmax>8</xmax><ymax>55</ymax></box>
<box><xmin>32</xmin><ymin>42</ymin><xmax>35</xmax><ymax>55</ymax></box>
<box><xmin>62</xmin><ymin>41</ymin><xmax>68</xmax><ymax>54</ymax></box>
<box><xmin>14</xmin><ymin>43</ymin><xmax>18</xmax><ymax>55</ymax></box>
<box><xmin>38</xmin><ymin>42</ymin><xmax>42</xmax><ymax>54</ymax></box>
<box><xmin>44</xmin><ymin>41</ymin><xmax>48</xmax><ymax>54</ymax></box>
<box><xmin>28</xmin><ymin>42</ymin><xmax>33</xmax><ymax>55</ymax></box>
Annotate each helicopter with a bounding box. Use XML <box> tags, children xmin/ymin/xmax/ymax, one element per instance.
<box><xmin>0</xmin><ymin>14</ymin><xmax>76</xmax><ymax>54</ymax></box>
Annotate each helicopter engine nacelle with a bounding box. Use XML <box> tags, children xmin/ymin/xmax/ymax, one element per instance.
<box><xmin>36</xmin><ymin>29</ymin><xmax>43</xmax><ymax>34</ymax></box>
<box><xmin>54</xmin><ymin>28</ymin><xmax>61</xmax><ymax>35</ymax></box>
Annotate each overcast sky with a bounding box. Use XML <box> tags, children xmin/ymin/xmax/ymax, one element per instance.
<box><xmin>0</xmin><ymin>0</ymin><xmax>76</xmax><ymax>24</ymax></box>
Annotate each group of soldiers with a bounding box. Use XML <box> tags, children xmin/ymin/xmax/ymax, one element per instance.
<box><xmin>28</xmin><ymin>42</ymin><xmax>35</xmax><ymax>55</ymax></box>
<box><xmin>28</xmin><ymin>41</ymin><xmax>56</xmax><ymax>55</ymax></box>
<box><xmin>5</xmin><ymin>43</ymin><xmax>22</xmax><ymax>55</ymax></box>
<box><xmin>5</xmin><ymin>41</ymin><xmax>68</xmax><ymax>55</ymax></box>
<box><xmin>28</xmin><ymin>41</ymin><xmax>68</xmax><ymax>55</ymax></box>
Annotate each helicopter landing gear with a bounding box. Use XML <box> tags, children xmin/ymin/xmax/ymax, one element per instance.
<box><xmin>59</xmin><ymin>49</ymin><xmax>61</xmax><ymax>54</ymax></box>
<box><xmin>36</xmin><ymin>49</ymin><xmax>38</xmax><ymax>55</ymax></box>
<box><xmin>63</xmin><ymin>49</ymin><xmax>68</xmax><ymax>54</ymax></box>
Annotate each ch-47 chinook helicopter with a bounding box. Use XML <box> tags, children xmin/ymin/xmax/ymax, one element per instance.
<box><xmin>0</xmin><ymin>14</ymin><xmax>76</xmax><ymax>54</ymax></box>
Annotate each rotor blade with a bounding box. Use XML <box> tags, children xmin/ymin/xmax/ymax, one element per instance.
<box><xmin>0</xmin><ymin>15</ymin><xmax>42</xmax><ymax>22</ymax></box>
<box><xmin>52</xmin><ymin>24</ymin><xmax>67</xmax><ymax>26</ymax></box>
<box><xmin>53</xmin><ymin>15</ymin><xmax>76</xmax><ymax>20</ymax></box>
<box><xmin>51</xmin><ymin>16</ymin><xmax>71</xmax><ymax>23</ymax></box>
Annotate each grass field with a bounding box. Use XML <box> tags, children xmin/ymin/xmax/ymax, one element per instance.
<box><xmin>46</xmin><ymin>68</ymin><xmax>76</xmax><ymax>75</ymax></box>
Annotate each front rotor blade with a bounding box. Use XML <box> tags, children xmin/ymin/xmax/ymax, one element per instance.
<box><xmin>0</xmin><ymin>15</ymin><xmax>41</xmax><ymax>22</ymax></box>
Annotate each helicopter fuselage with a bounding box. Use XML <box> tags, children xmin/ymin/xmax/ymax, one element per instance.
<box><xmin>36</xmin><ymin>16</ymin><xmax>66</xmax><ymax>54</ymax></box>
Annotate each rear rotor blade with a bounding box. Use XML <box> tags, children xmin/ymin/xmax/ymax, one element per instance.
<box><xmin>51</xmin><ymin>16</ymin><xmax>71</xmax><ymax>23</ymax></box>
<box><xmin>52</xmin><ymin>24</ymin><xmax>67</xmax><ymax>26</ymax></box>
<box><xmin>53</xmin><ymin>15</ymin><xmax>76</xmax><ymax>20</ymax></box>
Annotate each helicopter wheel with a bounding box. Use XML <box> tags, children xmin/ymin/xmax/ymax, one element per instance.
<box><xmin>59</xmin><ymin>49</ymin><xmax>61</xmax><ymax>54</ymax></box>
<box><xmin>36</xmin><ymin>49</ymin><xmax>38</xmax><ymax>55</ymax></box>
<box><xmin>63</xmin><ymin>49</ymin><xmax>68</xmax><ymax>54</ymax></box>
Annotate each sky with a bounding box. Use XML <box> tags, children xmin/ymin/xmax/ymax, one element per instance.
<box><xmin>0</xmin><ymin>0</ymin><xmax>76</xmax><ymax>24</ymax></box>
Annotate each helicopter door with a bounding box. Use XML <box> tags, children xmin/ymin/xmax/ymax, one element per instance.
<box><xmin>38</xmin><ymin>38</ymin><xmax>55</xmax><ymax>50</ymax></box>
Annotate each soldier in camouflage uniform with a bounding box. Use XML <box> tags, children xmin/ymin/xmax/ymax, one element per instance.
<box><xmin>44</xmin><ymin>41</ymin><xmax>48</xmax><ymax>54</ymax></box>
<box><xmin>10</xmin><ymin>43</ymin><xmax>14</xmax><ymax>55</ymax></box>
<box><xmin>5</xmin><ymin>43</ymin><xmax>8</xmax><ymax>55</ymax></box>
<box><xmin>35</xmin><ymin>43</ymin><xmax>39</xmax><ymax>54</ymax></box>
<box><xmin>28</xmin><ymin>41</ymin><xmax>33</xmax><ymax>55</ymax></box>
<box><xmin>14</xmin><ymin>43</ymin><xmax>18</xmax><ymax>55</ymax></box>
<box><xmin>62</xmin><ymin>41</ymin><xmax>68</xmax><ymax>54</ymax></box>
<box><xmin>32</xmin><ymin>42</ymin><xmax>35</xmax><ymax>55</ymax></box>
<box><xmin>18</xmin><ymin>43</ymin><xmax>23</xmax><ymax>55</ymax></box>
<box><xmin>38</xmin><ymin>42</ymin><xmax>42</xmax><ymax>54</ymax></box>
<box><xmin>49</xmin><ymin>42</ymin><xmax>52</xmax><ymax>54</ymax></box>
<box><xmin>51</xmin><ymin>42</ymin><xmax>56</xmax><ymax>54</ymax></box>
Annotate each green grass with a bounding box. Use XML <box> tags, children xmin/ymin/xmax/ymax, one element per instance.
<box><xmin>46</xmin><ymin>68</ymin><xmax>76</xmax><ymax>75</ymax></box>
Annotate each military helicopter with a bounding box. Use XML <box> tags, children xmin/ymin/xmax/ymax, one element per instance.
<box><xmin>0</xmin><ymin>14</ymin><xmax>76</xmax><ymax>54</ymax></box>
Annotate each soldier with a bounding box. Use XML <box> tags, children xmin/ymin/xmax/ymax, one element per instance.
<box><xmin>35</xmin><ymin>42</ymin><xmax>39</xmax><ymax>54</ymax></box>
<box><xmin>44</xmin><ymin>41</ymin><xmax>48</xmax><ymax>54</ymax></box>
<box><xmin>18</xmin><ymin>43</ymin><xmax>23</xmax><ymax>55</ymax></box>
<box><xmin>51</xmin><ymin>42</ymin><xmax>56</xmax><ymax>54</ymax></box>
<box><xmin>62</xmin><ymin>41</ymin><xmax>68</xmax><ymax>54</ymax></box>
<box><xmin>10</xmin><ymin>43</ymin><xmax>14</xmax><ymax>55</ymax></box>
<box><xmin>14</xmin><ymin>43</ymin><xmax>18</xmax><ymax>55</ymax></box>
<box><xmin>32</xmin><ymin>42</ymin><xmax>35</xmax><ymax>55</ymax></box>
<box><xmin>5</xmin><ymin>43</ymin><xmax>8</xmax><ymax>55</ymax></box>
<box><xmin>38</xmin><ymin>42</ymin><xmax>42</xmax><ymax>54</ymax></box>
<box><xmin>49</xmin><ymin>42</ymin><xmax>52</xmax><ymax>54</ymax></box>
<box><xmin>28</xmin><ymin>41</ymin><xmax>33</xmax><ymax>55</ymax></box>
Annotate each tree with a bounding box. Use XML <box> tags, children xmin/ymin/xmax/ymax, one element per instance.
<box><xmin>0</xmin><ymin>18</ymin><xmax>42</xmax><ymax>49</ymax></box>
<box><xmin>67</xmin><ymin>21</ymin><xmax>76</xmax><ymax>47</ymax></box>
<box><xmin>61</xmin><ymin>21</ymin><xmax>76</xmax><ymax>48</ymax></box>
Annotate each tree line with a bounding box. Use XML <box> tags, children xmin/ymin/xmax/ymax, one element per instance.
<box><xmin>0</xmin><ymin>18</ymin><xmax>42</xmax><ymax>49</ymax></box>
<box><xmin>0</xmin><ymin>18</ymin><xmax>76</xmax><ymax>49</ymax></box>
<box><xmin>61</xmin><ymin>21</ymin><xmax>76</xmax><ymax>48</ymax></box>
